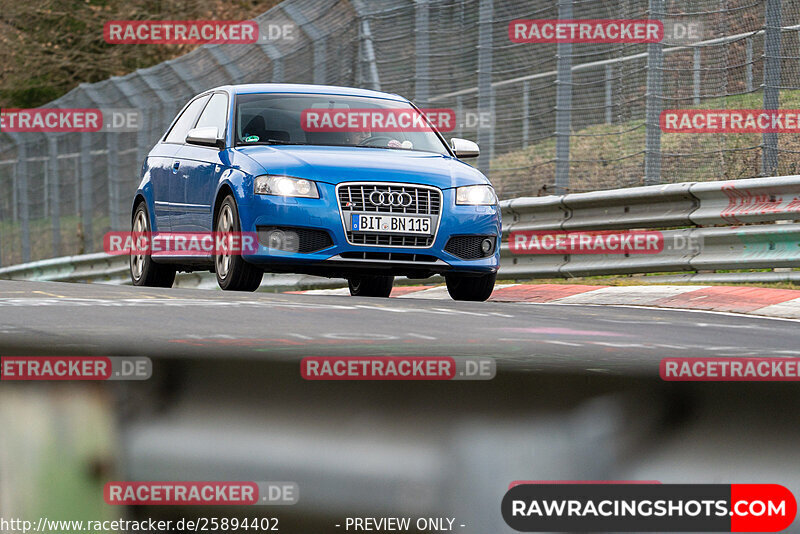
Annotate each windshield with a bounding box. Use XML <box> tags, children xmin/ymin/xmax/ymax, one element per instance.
<box><xmin>234</xmin><ymin>93</ymin><xmax>451</xmax><ymax>155</ymax></box>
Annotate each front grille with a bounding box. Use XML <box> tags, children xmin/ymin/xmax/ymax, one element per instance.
<box><xmin>444</xmin><ymin>235</ymin><xmax>495</xmax><ymax>260</ymax></box>
<box><xmin>339</xmin><ymin>251</ymin><xmax>439</xmax><ymax>263</ymax></box>
<box><xmin>257</xmin><ymin>226</ymin><xmax>333</xmax><ymax>253</ymax></box>
<box><xmin>337</xmin><ymin>183</ymin><xmax>442</xmax><ymax>248</ymax></box>
<box><xmin>338</xmin><ymin>183</ymin><xmax>441</xmax><ymax>215</ymax></box>
<box><xmin>346</xmin><ymin>234</ymin><xmax>433</xmax><ymax>247</ymax></box>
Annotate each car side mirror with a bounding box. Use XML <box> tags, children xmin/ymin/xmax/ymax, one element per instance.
<box><xmin>186</xmin><ymin>126</ymin><xmax>224</xmax><ymax>149</ymax></box>
<box><xmin>450</xmin><ymin>138</ymin><xmax>480</xmax><ymax>158</ymax></box>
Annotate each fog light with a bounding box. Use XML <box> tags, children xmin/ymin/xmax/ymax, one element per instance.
<box><xmin>481</xmin><ymin>238</ymin><xmax>494</xmax><ymax>255</ymax></box>
<box><xmin>266</xmin><ymin>230</ymin><xmax>299</xmax><ymax>252</ymax></box>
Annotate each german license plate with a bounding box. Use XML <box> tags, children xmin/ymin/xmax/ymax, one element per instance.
<box><xmin>350</xmin><ymin>213</ymin><xmax>432</xmax><ymax>235</ymax></box>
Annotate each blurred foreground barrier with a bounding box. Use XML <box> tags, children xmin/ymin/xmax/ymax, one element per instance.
<box><xmin>1</xmin><ymin>175</ymin><xmax>798</xmax><ymax>286</ymax></box>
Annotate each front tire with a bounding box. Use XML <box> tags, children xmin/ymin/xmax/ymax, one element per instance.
<box><xmin>445</xmin><ymin>272</ymin><xmax>496</xmax><ymax>301</ymax></box>
<box><xmin>129</xmin><ymin>202</ymin><xmax>176</xmax><ymax>287</ymax></box>
<box><xmin>348</xmin><ymin>275</ymin><xmax>394</xmax><ymax>297</ymax></box>
<box><xmin>215</xmin><ymin>195</ymin><xmax>263</xmax><ymax>291</ymax></box>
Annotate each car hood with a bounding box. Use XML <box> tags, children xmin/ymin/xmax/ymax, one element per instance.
<box><xmin>235</xmin><ymin>145</ymin><xmax>489</xmax><ymax>189</ymax></box>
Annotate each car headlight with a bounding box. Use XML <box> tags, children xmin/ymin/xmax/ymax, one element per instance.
<box><xmin>254</xmin><ymin>175</ymin><xmax>319</xmax><ymax>198</ymax></box>
<box><xmin>455</xmin><ymin>185</ymin><xmax>497</xmax><ymax>205</ymax></box>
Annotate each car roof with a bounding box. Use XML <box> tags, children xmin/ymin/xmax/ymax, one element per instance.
<box><xmin>211</xmin><ymin>84</ymin><xmax>409</xmax><ymax>103</ymax></box>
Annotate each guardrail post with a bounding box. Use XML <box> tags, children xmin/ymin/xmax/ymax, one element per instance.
<box><xmin>746</xmin><ymin>36</ymin><xmax>753</xmax><ymax>92</ymax></box>
<box><xmin>554</xmin><ymin>0</ymin><xmax>573</xmax><ymax>194</ymax></box>
<box><xmin>17</xmin><ymin>141</ymin><xmax>30</xmax><ymax>263</ymax></box>
<box><xmin>43</xmin><ymin>155</ymin><xmax>49</xmax><ymax>219</ymax></box>
<box><xmin>762</xmin><ymin>0</ymin><xmax>781</xmax><ymax>176</ymax></box>
<box><xmin>206</xmin><ymin>45</ymin><xmax>243</xmax><ymax>85</ymax></box>
<box><xmin>604</xmin><ymin>64</ymin><xmax>613</xmax><ymax>124</ymax></box>
<box><xmin>456</xmin><ymin>95</ymin><xmax>463</xmax><ymax>138</ymax></box>
<box><xmin>313</xmin><ymin>39</ymin><xmax>327</xmax><ymax>85</ymax></box>
<box><xmin>48</xmin><ymin>136</ymin><xmax>61</xmax><ymax>257</ymax></box>
<box><xmin>282</xmin><ymin>3</ymin><xmax>327</xmax><ymax>85</ymax></box>
<box><xmin>693</xmin><ymin>47</ymin><xmax>701</xmax><ymax>105</ymax></box>
<box><xmin>353</xmin><ymin>0</ymin><xmax>381</xmax><ymax>92</ymax></box>
<box><xmin>414</xmin><ymin>0</ymin><xmax>430</xmax><ymax>107</ymax></box>
<box><xmin>137</xmin><ymin>110</ymin><xmax>151</xmax><ymax>182</ymax></box>
<box><xmin>80</xmin><ymin>133</ymin><xmax>94</xmax><ymax>253</ymax></box>
<box><xmin>489</xmin><ymin>90</ymin><xmax>496</xmax><ymax>162</ymax></box>
<box><xmin>135</xmin><ymin>71</ymin><xmax>171</xmax><ymax>160</ymax></box>
<box><xmin>360</xmin><ymin>22</ymin><xmax>379</xmax><ymax>90</ymax></box>
<box><xmin>644</xmin><ymin>0</ymin><xmax>664</xmax><ymax>186</ymax></box>
<box><xmin>116</xmin><ymin>77</ymin><xmax>155</xmax><ymax>175</ymax></box>
<box><xmin>257</xmin><ymin>44</ymin><xmax>284</xmax><ymax>83</ymax></box>
<box><xmin>522</xmin><ymin>80</ymin><xmax>530</xmax><ymax>147</ymax></box>
<box><xmin>107</xmin><ymin>132</ymin><xmax>121</xmax><ymax>231</ymax></box>
<box><xmin>477</xmin><ymin>0</ymin><xmax>493</xmax><ymax>177</ymax></box>
<box><xmin>11</xmin><ymin>158</ymin><xmax>18</xmax><ymax>223</ymax></box>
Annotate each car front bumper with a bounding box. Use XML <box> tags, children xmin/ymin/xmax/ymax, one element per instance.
<box><xmin>235</xmin><ymin>183</ymin><xmax>501</xmax><ymax>278</ymax></box>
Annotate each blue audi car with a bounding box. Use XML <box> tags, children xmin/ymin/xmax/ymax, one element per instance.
<box><xmin>130</xmin><ymin>84</ymin><xmax>501</xmax><ymax>300</ymax></box>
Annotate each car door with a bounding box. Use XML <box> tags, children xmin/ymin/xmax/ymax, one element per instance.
<box><xmin>147</xmin><ymin>144</ymin><xmax>179</xmax><ymax>232</ymax></box>
<box><xmin>157</xmin><ymin>94</ymin><xmax>210</xmax><ymax>232</ymax></box>
<box><xmin>173</xmin><ymin>92</ymin><xmax>229</xmax><ymax>232</ymax></box>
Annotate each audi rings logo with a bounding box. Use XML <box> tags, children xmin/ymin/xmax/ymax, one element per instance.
<box><xmin>369</xmin><ymin>189</ymin><xmax>413</xmax><ymax>208</ymax></box>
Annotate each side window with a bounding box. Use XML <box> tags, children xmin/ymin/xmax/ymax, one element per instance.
<box><xmin>164</xmin><ymin>95</ymin><xmax>210</xmax><ymax>144</ymax></box>
<box><xmin>195</xmin><ymin>93</ymin><xmax>229</xmax><ymax>140</ymax></box>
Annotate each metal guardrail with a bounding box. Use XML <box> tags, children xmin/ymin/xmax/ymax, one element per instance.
<box><xmin>500</xmin><ymin>175</ymin><xmax>800</xmax><ymax>282</ymax></box>
<box><xmin>0</xmin><ymin>252</ymin><xmax>440</xmax><ymax>291</ymax></box>
<box><xmin>0</xmin><ymin>253</ymin><xmax>345</xmax><ymax>291</ymax></box>
<box><xmin>1</xmin><ymin>175</ymin><xmax>798</xmax><ymax>287</ymax></box>
<box><xmin>0</xmin><ymin>252</ymin><xmax>129</xmax><ymax>283</ymax></box>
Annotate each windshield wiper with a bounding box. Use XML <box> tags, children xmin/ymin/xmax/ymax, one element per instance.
<box><xmin>237</xmin><ymin>139</ymin><xmax>308</xmax><ymax>146</ymax></box>
<box><xmin>264</xmin><ymin>139</ymin><xmax>307</xmax><ymax>145</ymax></box>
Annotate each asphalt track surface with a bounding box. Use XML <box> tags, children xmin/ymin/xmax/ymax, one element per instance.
<box><xmin>1</xmin><ymin>279</ymin><xmax>799</xmax><ymax>375</ymax></box>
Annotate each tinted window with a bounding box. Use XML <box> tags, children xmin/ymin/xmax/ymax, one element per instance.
<box><xmin>195</xmin><ymin>93</ymin><xmax>229</xmax><ymax>139</ymax></box>
<box><xmin>234</xmin><ymin>93</ymin><xmax>450</xmax><ymax>155</ymax></box>
<box><xmin>164</xmin><ymin>94</ymin><xmax>210</xmax><ymax>144</ymax></box>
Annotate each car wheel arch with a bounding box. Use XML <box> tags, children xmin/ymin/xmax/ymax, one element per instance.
<box><xmin>131</xmin><ymin>194</ymin><xmax>147</xmax><ymax>220</ymax></box>
<box><xmin>131</xmin><ymin>192</ymin><xmax>158</xmax><ymax>232</ymax></box>
<box><xmin>212</xmin><ymin>183</ymin><xmax>237</xmax><ymax>228</ymax></box>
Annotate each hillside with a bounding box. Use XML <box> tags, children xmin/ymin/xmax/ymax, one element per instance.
<box><xmin>0</xmin><ymin>0</ymin><xmax>280</xmax><ymax>108</ymax></box>
<box><xmin>489</xmin><ymin>91</ymin><xmax>800</xmax><ymax>198</ymax></box>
